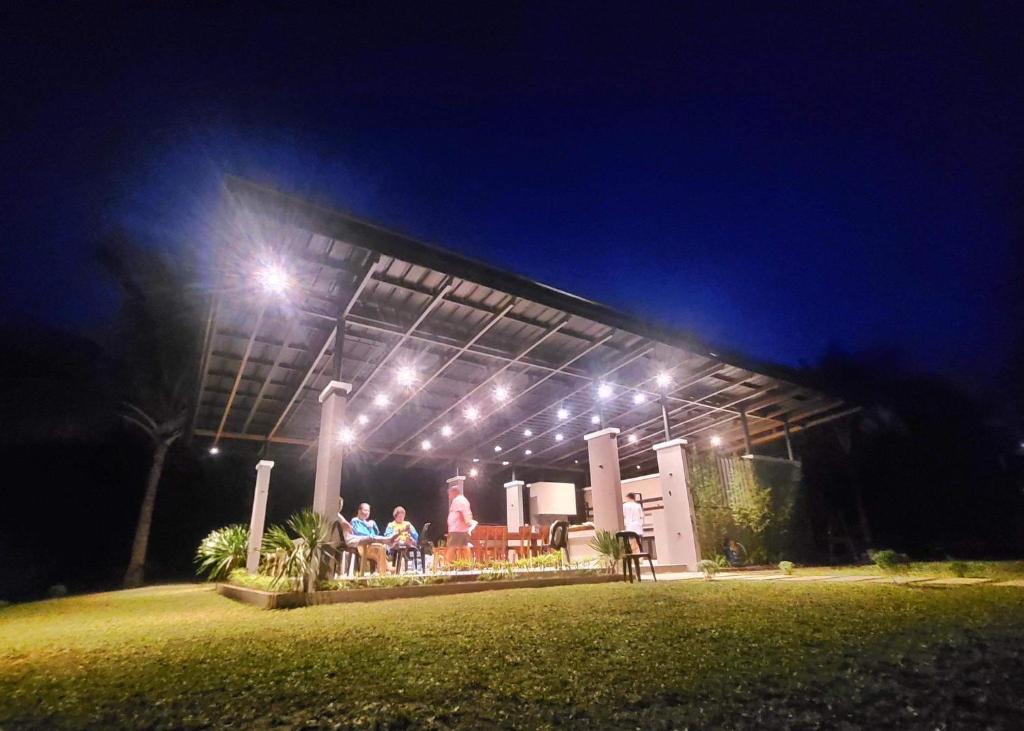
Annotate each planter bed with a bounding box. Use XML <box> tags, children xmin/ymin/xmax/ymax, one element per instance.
<box><xmin>218</xmin><ymin>570</ymin><xmax>621</xmax><ymax>609</ymax></box>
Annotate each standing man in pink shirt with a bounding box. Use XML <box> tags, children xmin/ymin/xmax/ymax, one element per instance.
<box><xmin>445</xmin><ymin>484</ymin><xmax>474</xmax><ymax>563</ymax></box>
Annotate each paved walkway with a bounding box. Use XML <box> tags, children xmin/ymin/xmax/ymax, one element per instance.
<box><xmin>647</xmin><ymin>569</ymin><xmax>1021</xmax><ymax>587</ymax></box>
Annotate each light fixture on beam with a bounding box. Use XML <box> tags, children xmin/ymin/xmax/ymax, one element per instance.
<box><xmin>493</xmin><ymin>385</ymin><xmax>510</xmax><ymax>402</ymax></box>
<box><xmin>463</xmin><ymin>405</ymin><xmax>480</xmax><ymax>422</ymax></box>
<box><xmin>501</xmin><ymin>460</ymin><xmax>509</xmax><ymax>466</ymax></box>
<box><xmin>524</xmin><ymin>449</ymin><xmax>532</xmax><ymax>456</ymax></box>
<box><xmin>633</xmin><ymin>392</ymin><xmax>647</xmax><ymax>405</ymax></box>
<box><xmin>338</xmin><ymin>428</ymin><xmax>356</xmax><ymax>445</ymax></box>
<box><xmin>557</xmin><ymin>408</ymin><xmax>569</xmax><ymax>420</ymax></box>
<box><xmin>396</xmin><ymin>366</ymin><xmax>417</xmax><ymax>388</ymax></box>
<box><xmin>469</xmin><ymin>467</ymin><xmax>479</xmax><ymax>477</ymax></box>
<box><xmin>420</xmin><ymin>439</ymin><xmax>432</xmax><ymax>451</ymax></box>
<box><xmin>373</xmin><ymin>393</ymin><xmax>391</xmax><ymax>408</ymax></box>
<box><xmin>554</xmin><ymin>433</ymin><xmax>564</xmax><ymax>442</ymax></box>
<box><xmin>494</xmin><ymin>445</ymin><xmax>502</xmax><ymax>453</ymax></box>
<box><xmin>441</xmin><ymin>424</ymin><xmax>453</xmax><ymax>437</ymax></box>
<box><xmin>256</xmin><ymin>264</ymin><xmax>290</xmax><ymax>295</ymax></box>
<box><xmin>627</xmin><ymin>434</ymin><xmax>638</xmax><ymax>444</ymax></box>
<box><xmin>357</xmin><ymin>413</ymin><xmax>369</xmax><ymax>425</ymax></box>
<box><xmin>597</xmin><ymin>382</ymin><xmax>613</xmax><ymax>400</ymax></box>
<box><xmin>655</xmin><ymin>372</ymin><xmax>672</xmax><ymax>389</ymax></box>
<box><xmin>590</xmin><ymin>414</ymin><xmax>601</xmax><ymax>425</ymax></box>
<box><xmin>208</xmin><ymin>446</ymin><xmax>220</xmax><ymax>455</ymax></box>
<box><xmin>523</xmin><ymin>428</ymin><xmax>533</xmax><ymax>437</ymax></box>
<box><xmin>472</xmin><ymin>457</ymin><xmax>480</xmax><ymax>463</ymax></box>
<box><xmin>710</xmin><ymin>435</ymin><xmax>722</xmax><ymax>447</ymax></box>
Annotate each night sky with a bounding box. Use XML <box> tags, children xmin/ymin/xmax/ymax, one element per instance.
<box><xmin>4</xmin><ymin>4</ymin><xmax>1022</xmax><ymax>388</ymax></box>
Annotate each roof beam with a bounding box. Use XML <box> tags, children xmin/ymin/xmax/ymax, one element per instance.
<box><xmin>213</xmin><ymin>305</ymin><xmax>267</xmax><ymax>445</ymax></box>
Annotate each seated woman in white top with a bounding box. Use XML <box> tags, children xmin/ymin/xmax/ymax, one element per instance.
<box><xmin>622</xmin><ymin>492</ymin><xmax>645</xmax><ymax>552</ymax></box>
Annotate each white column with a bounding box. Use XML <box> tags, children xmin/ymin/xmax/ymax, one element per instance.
<box><xmin>446</xmin><ymin>474</ymin><xmax>467</xmax><ymax>494</ymax></box>
<box><xmin>312</xmin><ymin>380</ymin><xmax>352</xmax><ymax>520</ymax></box>
<box><xmin>246</xmin><ymin>460</ymin><xmax>275</xmax><ymax>573</ymax></box>
<box><xmin>653</xmin><ymin>438</ymin><xmax>701</xmax><ymax>568</ymax></box>
<box><xmin>584</xmin><ymin>427</ymin><xmax>623</xmax><ymax>533</ymax></box>
<box><xmin>504</xmin><ymin>480</ymin><xmax>525</xmax><ymax>531</ymax></box>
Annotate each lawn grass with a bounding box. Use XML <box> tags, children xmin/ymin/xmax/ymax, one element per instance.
<box><xmin>2</xmin><ymin>571</ymin><xmax>1024</xmax><ymax>728</ymax></box>
<box><xmin>795</xmin><ymin>559</ymin><xmax>1024</xmax><ymax>580</ymax></box>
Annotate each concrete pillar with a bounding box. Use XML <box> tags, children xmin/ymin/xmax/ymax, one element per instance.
<box><xmin>653</xmin><ymin>438</ymin><xmax>701</xmax><ymax>568</ymax></box>
<box><xmin>584</xmin><ymin>427</ymin><xmax>623</xmax><ymax>533</ymax></box>
<box><xmin>246</xmin><ymin>460</ymin><xmax>275</xmax><ymax>573</ymax></box>
<box><xmin>312</xmin><ymin>380</ymin><xmax>352</xmax><ymax>519</ymax></box>
<box><xmin>504</xmin><ymin>480</ymin><xmax>525</xmax><ymax>531</ymax></box>
<box><xmin>446</xmin><ymin>474</ymin><xmax>467</xmax><ymax>494</ymax></box>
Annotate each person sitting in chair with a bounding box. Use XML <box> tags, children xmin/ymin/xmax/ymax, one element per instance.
<box><xmin>384</xmin><ymin>506</ymin><xmax>419</xmax><ymax>547</ymax></box>
<box><xmin>351</xmin><ymin>502</ymin><xmax>382</xmax><ymax>538</ymax></box>
<box><xmin>334</xmin><ymin>498</ymin><xmax>392</xmax><ymax>575</ymax></box>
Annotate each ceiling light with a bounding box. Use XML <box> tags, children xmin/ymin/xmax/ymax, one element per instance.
<box><xmin>597</xmin><ymin>382</ymin><xmax>613</xmax><ymax>400</ymax></box>
<box><xmin>469</xmin><ymin>467</ymin><xmax>479</xmax><ymax>477</ymax></box>
<box><xmin>396</xmin><ymin>366</ymin><xmax>417</xmax><ymax>387</ymax></box>
<box><xmin>420</xmin><ymin>439</ymin><xmax>432</xmax><ymax>451</ymax></box>
<box><xmin>338</xmin><ymin>428</ymin><xmax>356</xmax><ymax>445</ymax></box>
<box><xmin>493</xmin><ymin>385</ymin><xmax>510</xmax><ymax>402</ymax></box>
<box><xmin>555</xmin><ymin>433</ymin><xmax>564</xmax><ymax>442</ymax></box>
<box><xmin>502</xmin><ymin>460</ymin><xmax>509</xmax><ymax>466</ymax></box>
<box><xmin>357</xmin><ymin>413</ymin><xmax>369</xmax><ymax>425</ymax></box>
<box><xmin>208</xmin><ymin>446</ymin><xmax>220</xmax><ymax>455</ymax></box>
<box><xmin>523</xmin><ymin>428</ymin><xmax>533</xmax><ymax>437</ymax></box>
<box><xmin>524</xmin><ymin>449</ymin><xmax>532</xmax><ymax>456</ymax></box>
<box><xmin>441</xmin><ymin>424</ymin><xmax>453</xmax><ymax>437</ymax></box>
<box><xmin>590</xmin><ymin>414</ymin><xmax>601</xmax><ymax>425</ymax></box>
<box><xmin>656</xmin><ymin>372</ymin><xmax>672</xmax><ymax>388</ymax></box>
<box><xmin>633</xmin><ymin>392</ymin><xmax>647</xmax><ymax>405</ymax></box>
<box><xmin>494</xmin><ymin>445</ymin><xmax>502</xmax><ymax>452</ymax></box>
<box><xmin>464</xmin><ymin>406</ymin><xmax>479</xmax><ymax>421</ymax></box>
<box><xmin>257</xmin><ymin>265</ymin><xmax>290</xmax><ymax>295</ymax></box>
<box><xmin>710</xmin><ymin>435</ymin><xmax>722</xmax><ymax>447</ymax></box>
<box><xmin>557</xmin><ymin>408</ymin><xmax>569</xmax><ymax>420</ymax></box>
<box><xmin>628</xmin><ymin>434</ymin><xmax>638</xmax><ymax>444</ymax></box>
<box><xmin>373</xmin><ymin>393</ymin><xmax>391</xmax><ymax>408</ymax></box>
<box><xmin>472</xmin><ymin>457</ymin><xmax>480</xmax><ymax>463</ymax></box>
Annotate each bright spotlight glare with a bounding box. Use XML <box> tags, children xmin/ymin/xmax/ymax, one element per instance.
<box><xmin>257</xmin><ymin>265</ymin><xmax>290</xmax><ymax>295</ymax></box>
<box><xmin>338</xmin><ymin>428</ymin><xmax>356</xmax><ymax>445</ymax></box>
<box><xmin>628</xmin><ymin>434</ymin><xmax>639</xmax><ymax>444</ymax></box>
<box><xmin>396</xmin><ymin>367</ymin><xmax>417</xmax><ymax>387</ymax></box>
<box><xmin>469</xmin><ymin>467</ymin><xmax>479</xmax><ymax>477</ymax></box>
<box><xmin>501</xmin><ymin>460</ymin><xmax>509</xmax><ymax>466</ymax></box>
<box><xmin>493</xmin><ymin>385</ymin><xmax>510</xmax><ymax>402</ymax></box>
<box><xmin>710</xmin><ymin>435</ymin><xmax>723</xmax><ymax>447</ymax></box>
<box><xmin>523</xmin><ymin>429</ymin><xmax>533</xmax><ymax>437</ymax></box>
<box><xmin>420</xmin><ymin>439</ymin><xmax>432</xmax><ymax>451</ymax></box>
<box><xmin>597</xmin><ymin>382</ymin><xmax>613</xmax><ymax>399</ymax></box>
<box><xmin>357</xmin><ymin>413</ymin><xmax>369</xmax><ymax>425</ymax></box>
<box><xmin>472</xmin><ymin>457</ymin><xmax>480</xmax><ymax>463</ymax></box>
<box><xmin>494</xmin><ymin>445</ymin><xmax>502</xmax><ymax>452</ymax></box>
<box><xmin>208</xmin><ymin>446</ymin><xmax>220</xmax><ymax>455</ymax></box>
<box><xmin>656</xmin><ymin>372</ymin><xmax>672</xmax><ymax>388</ymax></box>
<box><xmin>633</xmin><ymin>392</ymin><xmax>647</xmax><ymax>405</ymax></box>
<box><xmin>590</xmin><ymin>414</ymin><xmax>601</xmax><ymax>424</ymax></box>
<box><xmin>441</xmin><ymin>424</ymin><xmax>453</xmax><ymax>437</ymax></box>
<box><xmin>557</xmin><ymin>408</ymin><xmax>569</xmax><ymax>420</ymax></box>
<box><xmin>464</xmin><ymin>406</ymin><xmax>479</xmax><ymax>421</ymax></box>
<box><xmin>524</xmin><ymin>449</ymin><xmax>532</xmax><ymax>456</ymax></box>
<box><xmin>555</xmin><ymin>433</ymin><xmax>564</xmax><ymax>442</ymax></box>
<box><xmin>373</xmin><ymin>393</ymin><xmax>391</xmax><ymax>408</ymax></box>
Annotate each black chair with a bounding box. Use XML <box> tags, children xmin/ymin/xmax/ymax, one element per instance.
<box><xmin>616</xmin><ymin>530</ymin><xmax>656</xmax><ymax>583</ymax></box>
<box><xmin>329</xmin><ymin>519</ymin><xmax>362</xmax><ymax>577</ymax></box>
<box><xmin>397</xmin><ymin>522</ymin><xmax>432</xmax><ymax>573</ymax></box>
<box><xmin>548</xmin><ymin>520</ymin><xmax>570</xmax><ymax>567</ymax></box>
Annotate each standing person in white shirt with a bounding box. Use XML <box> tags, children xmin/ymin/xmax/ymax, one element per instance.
<box><xmin>622</xmin><ymin>492</ymin><xmax>645</xmax><ymax>553</ymax></box>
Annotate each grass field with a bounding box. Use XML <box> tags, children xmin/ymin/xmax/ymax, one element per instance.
<box><xmin>2</xmin><ymin>565</ymin><xmax>1024</xmax><ymax>729</ymax></box>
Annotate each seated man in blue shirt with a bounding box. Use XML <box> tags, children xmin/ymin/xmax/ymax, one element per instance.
<box><xmin>351</xmin><ymin>502</ymin><xmax>382</xmax><ymax>538</ymax></box>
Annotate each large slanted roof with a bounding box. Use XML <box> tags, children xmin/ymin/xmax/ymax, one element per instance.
<box><xmin>192</xmin><ymin>177</ymin><xmax>855</xmax><ymax>476</ymax></box>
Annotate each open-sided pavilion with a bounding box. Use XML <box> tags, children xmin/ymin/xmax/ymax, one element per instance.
<box><xmin>192</xmin><ymin>177</ymin><xmax>856</xmax><ymax>570</ymax></box>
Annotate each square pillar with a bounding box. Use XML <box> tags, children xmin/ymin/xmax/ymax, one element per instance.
<box><xmin>653</xmin><ymin>438</ymin><xmax>701</xmax><ymax>568</ymax></box>
<box><xmin>312</xmin><ymin>380</ymin><xmax>352</xmax><ymax>520</ymax></box>
<box><xmin>504</xmin><ymin>480</ymin><xmax>525</xmax><ymax>531</ymax></box>
<box><xmin>584</xmin><ymin>427</ymin><xmax>623</xmax><ymax>533</ymax></box>
<box><xmin>246</xmin><ymin>460</ymin><xmax>275</xmax><ymax>573</ymax></box>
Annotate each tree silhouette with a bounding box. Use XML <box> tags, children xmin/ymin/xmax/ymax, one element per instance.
<box><xmin>98</xmin><ymin>233</ymin><xmax>202</xmax><ymax>587</ymax></box>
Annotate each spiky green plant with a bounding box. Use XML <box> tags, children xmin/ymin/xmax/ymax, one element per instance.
<box><xmin>589</xmin><ymin>529</ymin><xmax>624</xmax><ymax>574</ymax></box>
<box><xmin>195</xmin><ymin>525</ymin><xmax>249</xmax><ymax>581</ymax></box>
<box><xmin>268</xmin><ymin>510</ymin><xmax>334</xmax><ymax>592</ymax></box>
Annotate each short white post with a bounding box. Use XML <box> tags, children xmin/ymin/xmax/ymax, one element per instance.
<box><xmin>653</xmin><ymin>438</ymin><xmax>701</xmax><ymax>568</ymax></box>
<box><xmin>246</xmin><ymin>460</ymin><xmax>275</xmax><ymax>573</ymax></box>
<box><xmin>504</xmin><ymin>480</ymin><xmax>525</xmax><ymax>532</ymax></box>
<box><xmin>584</xmin><ymin>427</ymin><xmax>624</xmax><ymax>533</ymax></box>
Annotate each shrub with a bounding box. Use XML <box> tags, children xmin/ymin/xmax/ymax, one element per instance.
<box><xmin>949</xmin><ymin>561</ymin><xmax>969</xmax><ymax>578</ymax></box>
<box><xmin>266</xmin><ymin>510</ymin><xmax>335</xmax><ymax>592</ymax></box>
<box><xmin>226</xmin><ymin>569</ymin><xmax>280</xmax><ymax>592</ymax></box>
<box><xmin>589</xmin><ymin>529</ymin><xmax>623</xmax><ymax>573</ymax></box>
<box><xmin>697</xmin><ymin>559</ymin><xmax>719</xmax><ymax>580</ymax></box>
<box><xmin>195</xmin><ymin>524</ymin><xmax>249</xmax><ymax>581</ymax></box>
<box><xmin>778</xmin><ymin>560</ymin><xmax>794</xmax><ymax>575</ymax></box>
<box><xmin>870</xmin><ymin>549</ymin><xmax>910</xmax><ymax>581</ymax></box>
<box><xmin>47</xmin><ymin>584</ymin><xmax>68</xmax><ymax>598</ymax></box>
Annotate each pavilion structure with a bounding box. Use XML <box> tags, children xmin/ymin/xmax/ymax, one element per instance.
<box><xmin>191</xmin><ymin>178</ymin><xmax>856</xmax><ymax>570</ymax></box>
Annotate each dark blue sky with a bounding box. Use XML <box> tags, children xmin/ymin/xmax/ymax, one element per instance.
<box><xmin>3</xmin><ymin>4</ymin><xmax>1021</xmax><ymax>387</ymax></box>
